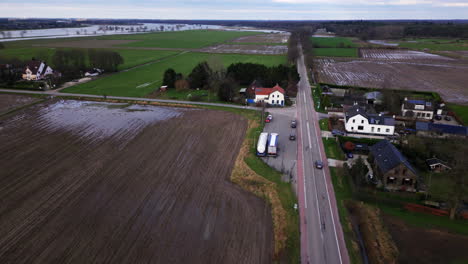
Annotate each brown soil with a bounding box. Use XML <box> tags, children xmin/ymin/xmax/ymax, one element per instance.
<box><xmin>0</xmin><ymin>100</ymin><xmax>273</xmax><ymax>264</ymax></box>
<box><xmin>200</xmin><ymin>44</ymin><xmax>287</xmax><ymax>55</ymax></box>
<box><xmin>0</xmin><ymin>94</ymin><xmax>40</xmax><ymax>114</ymax></box>
<box><xmin>315</xmin><ymin>57</ymin><xmax>468</xmax><ymax>105</ymax></box>
<box><xmin>383</xmin><ymin>214</ymin><xmax>468</xmax><ymax>264</ymax></box>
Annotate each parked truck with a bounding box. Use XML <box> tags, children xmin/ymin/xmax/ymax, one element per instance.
<box><xmin>257</xmin><ymin>132</ymin><xmax>269</xmax><ymax>156</ymax></box>
<box><xmin>268</xmin><ymin>133</ymin><xmax>279</xmax><ymax>157</ymax></box>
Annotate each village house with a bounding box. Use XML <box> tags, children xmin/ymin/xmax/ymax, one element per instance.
<box><xmin>250</xmin><ymin>84</ymin><xmax>285</xmax><ymax>106</ymax></box>
<box><xmin>370</xmin><ymin>140</ymin><xmax>418</xmax><ymax>192</ymax></box>
<box><xmin>22</xmin><ymin>60</ymin><xmax>54</xmax><ymax>81</ymax></box>
<box><xmin>426</xmin><ymin>158</ymin><xmax>451</xmax><ymax>173</ymax></box>
<box><xmin>344</xmin><ymin>105</ymin><xmax>395</xmax><ymax>136</ymax></box>
<box><xmin>401</xmin><ymin>98</ymin><xmax>434</xmax><ymax>120</ymax></box>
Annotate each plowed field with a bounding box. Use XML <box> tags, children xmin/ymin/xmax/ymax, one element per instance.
<box><xmin>0</xmin><ymin>100</ymin><xmax>273</xmax><ymax>264</ymax></box>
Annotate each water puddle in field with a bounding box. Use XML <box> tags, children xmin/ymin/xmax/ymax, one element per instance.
<box><xmin>37</xmin><ymin>100</ymin><xmax>182</xmax><ymax>143</ymax></box>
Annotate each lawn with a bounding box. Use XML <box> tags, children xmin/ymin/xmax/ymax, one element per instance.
<box><xmin>62</xmin><ymin>52</ymin><xmax>286</xmax><ymax>97</ymax></box>
<box><xmin>311</xmin><ymin>37</ymin><xmax>358</xmax><ymax>48</ymax></box>
<box><xmin>448</xmin><ymin>103</ymin><xmax>468</xmax><ymax>125</ymax></box>
<box><xmin>319</xmin><ymin>118</ymin><xmax>329</xmax><ymax>131</ymax></box>
<box><xmin>226</xmin><ymin>42</ymin><xmax>287</xmax><ymax>46</ymax></box>
<box><xmin>98</xmin><ymin>30</ymin><xmax>263</xmax><ymax>49</ymax></box>
<box><xmin>322</xmin><ymin>137</ymin><xmax>345</xmax><ymax>160</ymax></box>
<box><xmin>314</xmin><ymin>48</ymin><xmax>358</xmax><ymax>57</ymax></box>
<box><xmin>398</xmin><ymin>38</ymin><xmax>468</xmax><ymax>51</ymax></box>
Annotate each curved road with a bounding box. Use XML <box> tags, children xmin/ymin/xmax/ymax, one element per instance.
<box><xmin>296</xmin><ymin>46</ymin><xmax>350</xmax><ymax>264</ymax></box>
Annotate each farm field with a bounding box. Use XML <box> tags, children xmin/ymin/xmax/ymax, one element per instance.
<box><xmin>0</xmin><ymin>94</ymin><xmax>40</xmax><ymax>114</ymax></box>
<box><xmin>200</xmin><ymin>44</ymin><xmax>287</xmax><ymax>55</ymax></box>
<box><xmin>315</xmin><ymin>53</ymin><xmax>468</xmax><ymax>104</ymax></box>
<box><xmin>97</xmin><ymin>30</ymin><xmax>262</xmax><ymax>49</ymax></box>
<box><xmin>231</xmin><ymin>33</ymin><xmax>290</xmax><ymax>44</ymax></box>
<box><xmin>310</xmin><ymin>37</ymin><xmax>359</xmax><ymax>57</ymax></box>
<box><xmin>0</xmin><ymin>99</ymin><xmax>273</xmax><ymax>264</ymax></box>
<box><xmin>314</xmin><ymin>48</ymin><xmax>358</xmax><ymax>57</ymax></box>
<box><xmin>62</xmin><ymin>52</ymin><xmax>286</xmax><ymax>97</ymax></box>
<box><xmin>359</xmin><ymin>48</ymin><xmax>452</xmax><ymax>60</ymax></box>
<box><xmin>398</xmin><ymin>38</ymin><xmax>468</xmax><ymax>51</ymax></box>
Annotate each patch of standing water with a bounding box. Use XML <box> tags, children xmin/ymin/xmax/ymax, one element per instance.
<box><xmin>38</xmin><ymin>100</ymin><xmax>182</xmax><ymax>143</ymax></box>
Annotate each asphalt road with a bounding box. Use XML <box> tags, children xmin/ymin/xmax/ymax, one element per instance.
<box><xmin>296</xmin><ymin>46</ymin><xmax>349</xmax><ymax>264</ymax></box>
<box><xmin>0</xmin><ymin>89</ymin><xmax>260</xmax><ymax>111</ymax></box>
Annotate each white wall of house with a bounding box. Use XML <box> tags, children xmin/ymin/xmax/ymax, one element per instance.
<box><xmin>345</xmin><ymin>114</ymin><xmax>394</xmax><ymax>135</ymax></box>
<box><xmin>266</xmin><ymin>91</ymin><xmax>284</xmax><ymax>106</ymax></box>
<box><xmin>255</xmin><ymin>94</ymin><xmax>269</xmax><ymax>102</ymax></box>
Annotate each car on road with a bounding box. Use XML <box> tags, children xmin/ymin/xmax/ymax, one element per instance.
<box><xmin>265</xmin><ymin>114</ymin><xmax>273</xmax><ymax>123</ymax></box>
<box><xmin>315</xmin><ymin>160</ymin><xmax>323</xmax><ymax>169</ymax></box>
<box><xmin>444</xmin><ymin>116</ymin><xmax>452</xmax><ymax>121</ymax></box>
<box><xmin>291</xmin><ymin>120</ymin><xmax>297</xmax><ymax>128</ymax></box>
<box><xmin>332</xmin><ymin>129</ymin><xmax>346</xmax><ymax>136</ymax></box>
<box><xmin>289</xmin><ymin>133</ymin><xmax>296</xmax><ymax>141</ymax></box>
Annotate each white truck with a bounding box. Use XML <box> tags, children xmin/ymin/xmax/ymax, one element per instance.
<box><xmin>257</xmin><ymin>132</ymin><xmax>269</xmax><ymax>157</ymax></box>
<box><xmin>267</xmin><ymin>133</ymin><xmax>279</xmax><ymax>157</ymax></box>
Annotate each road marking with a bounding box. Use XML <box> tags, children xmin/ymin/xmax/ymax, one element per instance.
<box><xmin>303</xmin><ymin>92</ymin><xmax>307</xmax><ymax>104</ymax></box>
<box><xmin>306</xmin><ymin>122</ymin><xmax>312</xmax><ymax>148</ymax></box>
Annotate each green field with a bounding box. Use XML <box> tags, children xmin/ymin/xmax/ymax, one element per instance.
<box><xmin>448</xmin><ymin>103</ymin><xmax>468</xmax><ymax>125</ymax></box>
<box><xmin>314</xmin><ymin>48</ymin><xmax>358</xmax><ymax>57</ymax></box>
<box><xmin>311</xmin><ymin>37</ymin><xmax>358</xmax><ymax>48</ymax></box>
<box><xmin>62</xmin><ymin>52</ymin><xmax>286</xmax><ymax>97</ymax></box>
<box><xmin>226</xmin><ymin>42</ymin><xmax>287</xmax><ymax>46</ymax></box>
<box><xmin>398</xmin><ymin>38</ymin><xmax>468</xmax><ymax>51</ymax></box>
<box><xmin>97</xmin><ymin>30</ymin><xmax>263</xmax><ymax>49</ymax></box>
<box><xmin>0</xmin><ymin>47</ymin><xmax>178</xmax><ymax>70</ymax></box>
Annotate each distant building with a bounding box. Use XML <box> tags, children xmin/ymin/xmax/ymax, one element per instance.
<box><xmin>370</xmin><ymin>140</ymin><xmax>418</xmax><ymax>192</ymax></box>
<box><xmin>22</xmin><ymin>60</ymin><xmax>54</xmax><ymax>81</ymax></box>
<box><xmin>426</xmin><ymin>158</ymin><xmax>451</xmax><ymax>173</ymax></box>
<box><xmin>364</xmin><ymin>91</ymin><xmax>383</xmax><ymax>105</ymax></box>
<box><xmin>401</xmin><ymin>98</ymin><xmax>434</xmax><ymax>120</ymax></box>
<box><xmin>344</xmin><ymin>105</ymin><xmax>395</xmax><ymax>136</ymax></box>
<box><xmin>416</xmin><ymin>121</ymin><xmax>468</xmax><ymax>138</ymax></box>
<box><xmin>254</xmin><ymin>84</ymin><xmax>285</xmax><ymax>106</ymax></box>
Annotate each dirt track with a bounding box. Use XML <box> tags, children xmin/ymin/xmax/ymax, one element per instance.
<box><xmin>0</xmin><ymin>100</ymin><xmax>273</xmax><ymax>264</ymax></box>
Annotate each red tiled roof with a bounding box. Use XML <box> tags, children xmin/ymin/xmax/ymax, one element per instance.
<box><xmin>255</xmin><ymin>84</ymin><xmax>284</xmax><ymax>96</ymax></box>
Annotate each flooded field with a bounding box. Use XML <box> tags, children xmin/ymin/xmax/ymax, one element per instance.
<box><xmin>231</xmin><ymin>33</ymin><xmax>290</xmax><ymax>43</ymax></box>
<box><xmin>200</xmin><ymin>44</ymin><xmax>287</xmax><ymax>55</ymax></box>
<box><xmin>0</xmin><ymin>99</ymin><xmax>273</xmax><ymax>263</ymax></box>
<box><xmin>359</xmin><ymin>49</ymin><xmax>452</xmax><ymax>60</ymax></box>
<box><xmin>0</xmin><ymin>94</ymin><xmax>40</xmax><ymax>114</ymax></box>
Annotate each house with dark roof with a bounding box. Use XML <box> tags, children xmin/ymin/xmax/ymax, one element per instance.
<box><xmin>426</xmin><ymin>158</ymin><xmax>451</xmax><ymax>173</ymax></box>
<box><xmin>401</xmin><ymin>97</ymin><xmax>435</xmax><ymax>120</ymax></box>
<box><xmin>416</xmin><ymin>121</ymin><xmax>468</xmax><ymax>138</ymax></box>
<box><xmin>370</xmin><ymin>140</ymin><xmax>418</xmax><ymax>192</ymax></box>
<box><xmin>345</xmin><ymin>105</ymin><xmax>395</xmax><ymax>136</ymax></box>
<box><xmin>22</xmin><ymin>60</ymin><xmax>54</xmax><ymax>81</ymax></box>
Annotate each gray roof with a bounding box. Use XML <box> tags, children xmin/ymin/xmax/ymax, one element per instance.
<box><xmin>345</xmin><ymin>105</ymin><xmax>368</xmax><ymax>119</ymax></box>
<box><xmin>426</xmin><ymin>158</ymin><xmax>451</xmax><ymax>168</ymax></box>
<box><xmin>370</xmin><ymin>140</ymin><xmax>417</xmax><ymax>175</ymax></box>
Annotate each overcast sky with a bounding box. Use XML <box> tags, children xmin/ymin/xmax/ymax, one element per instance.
<box><xmin>1</xmin><ymin>0</ymin><xmax>468</xmax><ymax>20</ymax></box>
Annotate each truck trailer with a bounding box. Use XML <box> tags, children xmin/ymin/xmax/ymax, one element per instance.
<box><xmin>268</xmin><ymin>133</ymin><xmax>279</xmax><ymax>157</ymax></box>
<box><xmin>257</xmin><ymin>132</ymin><xmax>269</xmax><ymax>156</ymax></box>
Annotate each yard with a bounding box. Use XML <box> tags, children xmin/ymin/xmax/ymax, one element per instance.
<box><xmin>322</xmin><ymin>137</ymin><xmax>345</xmax><ymax>160</ymax></box>
<box><xmin>448</xmin><ymin>103</ymin><xmax>468</xmax><ymax>125</ymax></box>
<box><xmin>61</xmin><ymin>52</ymin><xmax>286</xmax><ymax>97</ymax></box>
<box><xmin>97</xmin><ymin>30</ymin><xmax>263</xmax><ymax>49</ymax></box>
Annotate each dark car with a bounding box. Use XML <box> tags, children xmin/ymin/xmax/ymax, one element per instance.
<box><xmin>315</xmin><ymin>161</ymin><xmax>324</xmax><ymax>169</ymax></box>
<box><xmin>444</xmin><ymin>116</ymin><xmax>452</xmax><ymax>121</ymax></box>
<box><xmin>346</xmin><ymin>153</ymin><xmax>354</xmax><ymax>159</ymax></box>
<box><xmin>289</xmin><ymin>133</ymin><xmax>296</xmax><ymax>141</ymax></box>
<box><xmin>435</xmin><ymin>115</ymin><xmax>442</xmax><ymax>121</ymax></box>
<box><xmin>332</xmin><ymin>129</ymin><xmax>346</xmax><ymax>136</ymax></box>
<box><xmin>291</xmin><ymin>120</ymin><xmax>297</xmax><ymax>128</ymax></box>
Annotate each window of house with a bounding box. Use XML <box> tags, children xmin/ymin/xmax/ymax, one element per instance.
<box><xmin>358</xmin><ymin>126</ymin><xmax>364</xmax><ymax>130</ymax></box>
<box><xmin>353</xmin><ymin>119</ymin><xmax>355</xmax><ymax>123</ymax></box>
<box><xmin>371</xmin><ymin>127</ymin><xmax>374</xmax><ymax>132</ymax></box>
<box><xmin>377</xmin><ymin>128</ymin><xmax>381</xmax><ymax>132</ymax></box>
<box><xmin>402</xmin><ymin>178</ymin><xmax>413</xmax><ymax>186</ymax></box>
<box><xmin>426</xmin><ymin>113</ymin><xmax>431</xmax><ymax>117</ymax></box>
<box><xmin>417</xmin><ymin>112</ymin><xmax>421</xmax><ymax>117</ymax></box>
<box><xmin>387</xmin><ymin>177</ymin><xmax>396</xmax><ymax>184</ymax></box>
<box><xmin>361</xmin><ymin>120</ymin><xmax>364</xmax><ymax>124</ymax></box>
<box><xmin>386</xmin><ymin>128</ymin><xmax>390</xmax><ymax>132</ymax></box>
<box><xmin>402</xmin><ymin>169</ymin><xmax>407</xmax><ymax>175</ymax></box>
<box><xmin>351</xmin><ymin>127</ymin><xmax>354</xmax><ymax>130</ymax></box>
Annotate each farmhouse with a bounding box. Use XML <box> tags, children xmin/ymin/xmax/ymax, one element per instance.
<box><xmin>22</xmin><ymin>60</ymin><xmax>54</xmax><ymax>81</ymax></box>
<box><xmin>401</xmin><ymin>98</ymin><xmax>434</xmax><ymax>120</ymax></box>
<box><xmin>370</xmin><ymin>140</ymin><xmax>418</xmax><ymax>192</ymax></box>
<box><xmin>253</xmin><ymin>84</ymin><xmax>285</xmax><ymax>106</ymax></box>
<box><xmin>426</xmin><ymin>158</ymin><xmax>451</xmax><ymax>173</ymax></box>
<box><xmin>345</xmin><ymin>105</ymin><xmax>395</xmax><ymax>136</ymax></box>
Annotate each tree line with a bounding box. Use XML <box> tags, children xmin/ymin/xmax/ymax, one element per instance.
<box><xmin>162</xmin><ymin>60</ymin><xmax>299</xmax><ymax>102</ymax></box>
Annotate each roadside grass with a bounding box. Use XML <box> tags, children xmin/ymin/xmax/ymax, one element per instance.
<box><xmin>311</xmin><ymin>85</ymin><xmax>327</xmax><ymax>113</ymax></box>
<box><xmin>226</xmin><ymin>42</ymin><xmax>287</xmax><ymax>46</ymax></box>
<box><xmin>98</xmin><ymin>30</ymin><xmax>262</xmax><ymax>49</ymax></box>
<box><xmin>398</xmin><ymin>38</ymin><xmax>468</xmax><ymax>51</ymax></box>
<box><xmin>314</xmin><ymin>48</ymin><xmax>358</xmax><ymax>57</ymax></box>
<box><xmin>204</xmin><ymin>105</ymin><xmax>299</xmax><ymax>263</ymax></box>
<box><xmin>447</xmin><ymin>103</ymin><xmax>468</xmax><ymax>125</ymax></box>
<box><xmin>319</xmin><ymin>118</ymin><xmax>329</xmax><ymax>131</ymax></box>
<box><xmin>157</xmin><ymin>89</ymin><xmax>230</xmax><ymax>104</ymax></box>
<box><xmin>330</xmin><ymin>167</ymin><xmax>363</xmax><ymax>264</ymax></box>
<box><xmin>311</xmin><ymin>37</ymin><xmax>358</xmax><ymax>48</ymax></box>
<box><xmin>322</xmin><ymin>137</ymin><xmax>345</xmax><ymax>160</ymax></box>
<box><xmin>62</xmin><ymin>52</ymin><xmax>286</xmax><ymax>97</ymax></box>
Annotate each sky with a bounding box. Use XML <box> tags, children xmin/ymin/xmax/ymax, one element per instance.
<box><xmin>1</xmin><ymin>0</ymin><xmax>468</xmax><ymax>20</ymax></box>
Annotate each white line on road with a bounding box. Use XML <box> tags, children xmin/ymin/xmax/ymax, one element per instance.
<box><xmin>306</xmin><ymin>122</ymin><xmax>312</xmax><ymax>149</ymax></box>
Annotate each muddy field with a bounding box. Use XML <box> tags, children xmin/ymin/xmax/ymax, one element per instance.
<box><xmin>200</xmin><ymin>44</ymin><xmax>287</xmax><ymax>55</ymax></box>
<box><xmin>231</xmin><ymin>33</ymin><xmax>290</xmax><ymax>44</ymax></box>
<box><xmin>359</xmin><ymin>48</ymin><xmax>452</xmax><ymax>60</ymax></box>
<box><xmin>0</xmin><ymin>94</ymin><xmax>40</xmax><ymax>114</ymax></box>
<box><xmin>383</xmin><ymin>214</ymin><xmax>468</xmax><ymax>264</ymax></box>
<box><xmin>315</xmin><ymin>56</ymin><xmax>468</xmax><ymax>104</ymax></box>
<box><xmin>0</xmin><ymin>100</ymin><xmax>273</xmax><ymax>263</ymax></box>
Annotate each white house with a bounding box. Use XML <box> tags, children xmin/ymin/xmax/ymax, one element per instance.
<box><xmin>345</xmin><ymin>105</ymin><xmax>395</xmax><ymax>136</ymax></box>
<box><xmin>254</xmin><ymin>84</ymin><xmax>285</xmax><ymax>106</ymax></box>
<box><xmin>401</xmin><ymin>98</ymin><xmax>434</xmax><ymax>120</ymax></box>
<box><xmin>22</xmin><ymin>60</ymin><xmax>54</xmax><ymax>81</ymax></box>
